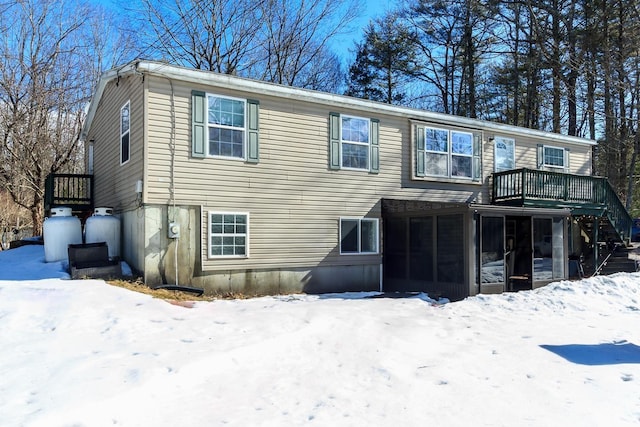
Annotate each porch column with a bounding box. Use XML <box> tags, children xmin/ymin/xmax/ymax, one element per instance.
<box><xmin>593</xmin><ymin>217</ymin><xmax>599</xmax><ymax>270</ymax></box>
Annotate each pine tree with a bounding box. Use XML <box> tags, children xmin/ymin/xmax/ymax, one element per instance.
<box><xmin>345</xmin><ymin>14</ymin><xmax>418</xmax><ymax>104</ymax></box>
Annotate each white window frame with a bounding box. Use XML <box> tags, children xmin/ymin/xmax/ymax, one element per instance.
<box><xmin>206</xmin><ymin>94</ymin><xmax>247</xmax><ymax>160</ymax></box>
<box><xmin>208</xmin><ymin>211</ymin><xmax>249</xmax><ymax>258</ymax></box>
<box><xmin>450</xmin><ymin>130</ymin><xmax>474</xmax><ymax>178</ymax></box>
<box><xmin>340</xmin><ymin>114</ymin><xmax>371</xmax><ymax>170</ymax></box>
<box><xmin>339</xmin><ymin>217</ymin><xmax>379</xmax><ymax>255</ymax></box>
<box><xmin>120</xmin><ymin>101</ymin><xmax>130</xmax><ymax>165</ymax></box>
<box><xmin>542</xmin><ymin>145</ymin><xmax>565</xmax><ymax>169</ymax></box>
<box><xmin>494</xmin><ymin>136</ymin><xmax>515</xmax><ymax>172</ymax></box>
<box><xmin>423</xmin><ymin>127</ymin><xmax>474</xmax><ymax>179</ymax></box>
<box><xmin>424</xmin><ymin>126</ymin><xmax>450</xmax><ymax>177</ymax></box>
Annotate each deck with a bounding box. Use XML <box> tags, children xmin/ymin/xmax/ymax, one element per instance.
<box><xmin>492</xmin><ymin>168</ymin><xmax>632</xmax><ymax>242</ymax></box>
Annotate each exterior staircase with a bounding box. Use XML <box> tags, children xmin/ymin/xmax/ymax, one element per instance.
<box><xmin>492</xmin><ymin>168</ymin><xmax>632</xmax><ymax>244</ymax></box>
<box><xmin>492</xmin><ymin>168</ymin><xmax>638</xmax><ymax>278</ymax></box>
<box><xmin>596</xmin><ymin>245</ymin><xmax>639</xmax><ymax>276</ymax></box>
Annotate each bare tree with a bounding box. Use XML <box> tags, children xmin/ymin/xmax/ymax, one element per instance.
<box><xmin>405</xmin><ymin>0</ymin><xmax>497</xmax><ymax>117</ymax></box>
<box><xmin>0</xmin><ymin>190</ymin><xmax>31</xmax><ymax>248</ymax></box>
<box><xmin>0</xmin><ymin>0</ymin><xmax>105</xmax><ymax>235</ymax></box>
<box><xmin>137</xmin><ymin>0</ymin><xmax>265</xmax><ymax>74</ymax></box>
<box><xmin>254</xmin><ymin>0</ymin><xmax>361</xmax><ymax>89</ymax></box>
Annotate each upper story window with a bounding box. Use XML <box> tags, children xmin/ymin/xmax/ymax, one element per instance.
<box><xmin>543</xmin><ymin>146</ymin><xmax>565</xmax><ymax>168</ymax></box>
<box><xmin>329</xmin><ymin>113</ymin><xmax>379</xmax><ymax>173</ymax></box>
<box><xmin>494</xmin><ymin>136</ymin><xmax>515</xmax><ymax>172</ymax></box>
<box><xmin>341</xmin><ymin>115</ymin><xmax>370</xmax><ymax>169</ymax></box>
<box><xmin>537</xmin><ymin>144</ymin><xmax>569</xmax><ymax>172</ymax></box>
<box><xmin>340</xmin><ymin>217</ymin><xmax>379</xmax><ymax>255</ymax></box>
<box><xmin>120</xmin><ymin>101</ymin><xmax>130</xmax><ymax>165</ymax></box>
<box><xmin>415</xmin><ymin>124</ymin><xmax>480</xmax><ymax>181</ymax></box>
<box><xmin>191</xmin><ymin>90</ymin><xmax>259</xmax><ymax>163</ymax></box>
<box><xmin>208</xmin><ymin>95</ymin><xmax>246</xmax><ymax>159</ymax></box>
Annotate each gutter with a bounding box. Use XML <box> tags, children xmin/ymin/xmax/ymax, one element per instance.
<box><xmin>81</xmin><ymin>60</ymin><xmax>598</xmax><ymax>148</ymax></box>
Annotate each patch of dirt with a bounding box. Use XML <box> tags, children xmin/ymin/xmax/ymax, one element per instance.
<box><xmin>106</xmin><ymin>279</ymin><xmax>254</xmax><ymax>302</ymax></box>
<box><xmin>106</xmin><ymin>279</ymin><xmax>213</xmax><ymax>302</ymax></box>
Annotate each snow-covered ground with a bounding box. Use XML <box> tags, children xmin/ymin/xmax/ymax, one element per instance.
<box><xmin>1</xmin><ymin>244</ymin><xmax>639</xmax><ymax>426</ymax></box>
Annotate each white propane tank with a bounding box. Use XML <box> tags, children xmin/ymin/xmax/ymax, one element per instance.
<box><xmin>85</xmin><ymin>207</ymin><xmax>121</xmax><ymax>259</ymax></box>
<box><xmin>43</xmin><ymin>207</ymin><xmax>83</xmax><ymax>263</ymax></box>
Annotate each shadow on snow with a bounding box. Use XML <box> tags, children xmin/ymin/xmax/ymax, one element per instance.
<box><xmin>540</xmin><ymin>341</ymin><xmax>640</xmax><ymax>365</ymax></box>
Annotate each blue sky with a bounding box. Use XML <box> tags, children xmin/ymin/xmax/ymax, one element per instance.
<box><xmin>332</xmin><ymin>0</ymin><xmax>395</xmax><ymax>62</ymax></box>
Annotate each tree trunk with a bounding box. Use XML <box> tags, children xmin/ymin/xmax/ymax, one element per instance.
<box><xmin>465</xmin><ymin>0</ymin><xmax>476</xmax><ymax>118</ymax></box>
<box><xmin>31</xmin><ymin>194</ymin><xmax>44</xmax><ymax>237</ymax></box>
<box><xmin>551</xmin><ymin>0</ymin><xmax>561</xmax><ymax>133</ymax></box>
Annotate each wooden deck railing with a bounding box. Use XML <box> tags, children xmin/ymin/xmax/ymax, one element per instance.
<box><xmin>492</xmin><ymin>168</ymin><xmax>632</xmax><ymax>241</ymax></box>
<box><xmin>44</xmin><ymin>173</ymin><xmax>94</xmax><ymax>213</ymax></box>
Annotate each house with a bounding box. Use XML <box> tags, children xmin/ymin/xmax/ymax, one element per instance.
<box><xmin>71</xmin><ymin>60</ymin><xmax>631</xmax><ymax>300</ymax></box>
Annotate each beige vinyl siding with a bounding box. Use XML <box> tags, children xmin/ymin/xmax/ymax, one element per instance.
<box><xmin>86</xmin><ymin>74</ymin><xmax>145</xmax><ymax>211</ymax></box>
<box><xmin>142</xmin><ymin>76</ymin><xmax>593</xmax><ymax>272</ymax></box>
<box><xmin>145</xmin><ymin>77</ymin><xmax>389</xmax><ymax>271</ymax></box>
<box><xmin>483</xmin><ymin>131</ymin><xmax>592</xmax><ymax>175</ymax></box>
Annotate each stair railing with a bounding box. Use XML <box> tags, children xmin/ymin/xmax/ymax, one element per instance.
<box><xmin>492</xmin><ymin>168</ymin><xmax>632</xmax><ymax>244</ymax></box>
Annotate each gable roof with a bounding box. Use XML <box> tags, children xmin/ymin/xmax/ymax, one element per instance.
<box><xmin>81</xmin><ymin>60</ymin><xmax>597</xmax><ymax>147</ymax></box>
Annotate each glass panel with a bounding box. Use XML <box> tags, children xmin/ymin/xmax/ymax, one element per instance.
<box><xmin>342</xmin><ymin>143</ymin><xmax>368</xmax><ymax>169</ymax></box>
<box><xmin>481</xmin><ymin>217</ymin><xmax>504</xmax><ymax>284</ymax></box>
<box><xmin>410</xmin><ymin>217</ymin><xmax>433</xmax><ymax>281</ymax></box>
<box><xmin>341</xmin><ymin>219</ymin><xmax>358</xmax><ymax>253</ymax></box>
<box><xmin>451</xmin><ymin>131</ymin><xmax>472</xmax><ymax>155</ymax></box>
<box><xmin>360</xmin><ymin>220</ymin><xmax>377</xmax><ymax>253</ymax></box>
<box><xmin>544</xmin><ymin>146</ymin><xmax>564</xmax><ymax>167</ymax></box>
<box><xmin>425</xmin><ymin>152</ymin><xmax>448</xmax><ymax>176</ymax></box>
<box><xmin>552</xmin><ymin>217</ymin><xmax>565</xmax><ymax>279</ymax></box>
<box><xmin>341</xmin><ymin>117</ymin><xmax>369</xmax><ymax>143</ymax></box>
<box><xmin>533</xmin><ymin>218</ymin><xmax>553</xmax><ymax>281</ymax></box>
<box><xmin>208</xmin><ymin>96</ymin><xmax>244</xmax><ymax>128</ymax></box>
<box><xmin>425</xmin><ymin>128</ymin><xmax>448</xmax><ymax>152</ymax></box>
<box><xmin>211</xmin><ymin>215</ymin><xmax>222</xmax><ymax>233</ymax></box>
<box><xmin>451</xmin><ymin>155</ymin><xmax>472</xmax><ymax>178</ymax></box>
<box><xmin>121</xmin><ymin>133</ymin><xmax>129</xmax><ymax>163</ymax></box>
<box><xmin>437</xmin><ymin>215</ymin><xmax>464</xmax><ymax>283</ymax></box>
<box><xmin>494</xmin><ymin>137</ymin><xmax>515</xmax><ymax>172</ymax></box>
<box><xmin>121</xmin><ymin>104</ymin><xmax>130</xmax><ymax>134</ymax></box>
<box><xmin>209</xmin><ymin>128</ymin><xmax>244</xmax><ymax>158</ymax></box>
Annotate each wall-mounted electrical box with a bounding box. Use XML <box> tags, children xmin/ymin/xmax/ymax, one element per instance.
<box><xmin>168</xmin><ymin>222</ymin><xmax>180</xmax><ymax>239</ymax></box>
